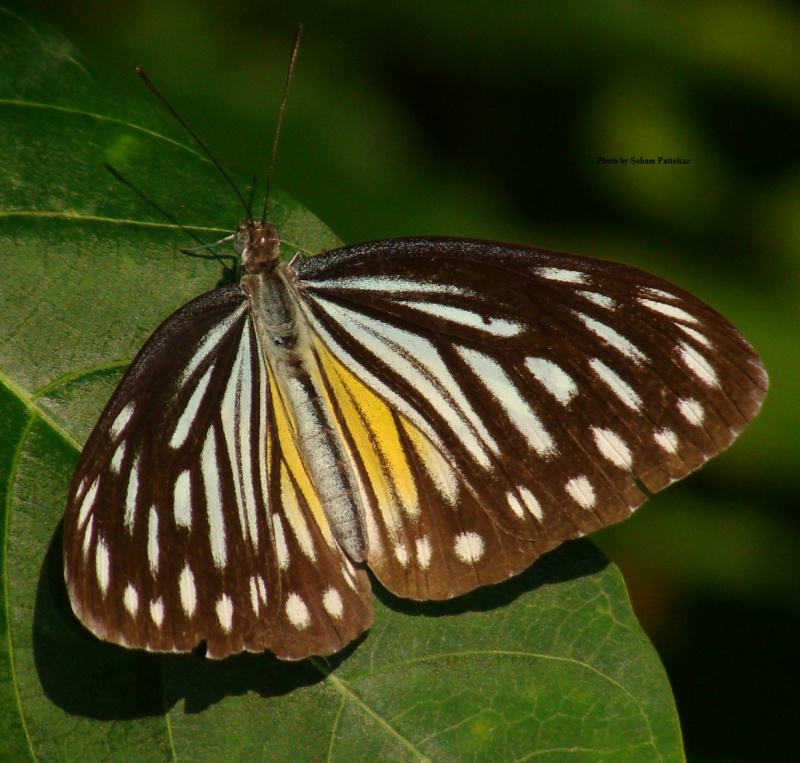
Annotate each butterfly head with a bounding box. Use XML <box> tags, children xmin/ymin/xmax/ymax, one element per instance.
<box><xmin>235</xmin><ymin>220</ymin><xmax>282</xmax><ymax>274</ymax></box>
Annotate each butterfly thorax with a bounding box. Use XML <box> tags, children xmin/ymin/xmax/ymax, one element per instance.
<box><xmin>235</xmin><ymin>219</ymin><xmax>282</xmax><ymax>275</ymax></box>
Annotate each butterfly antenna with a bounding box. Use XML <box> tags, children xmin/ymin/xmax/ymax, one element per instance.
<box><xmin>135</xmin><ymin>66</ymin><xmax>253</xmax><ymax>220</ymax></box>
<box><xmin>262</xmin><ymin>24</ymin><xmax>303</xmax><ymax>224</ymax></box>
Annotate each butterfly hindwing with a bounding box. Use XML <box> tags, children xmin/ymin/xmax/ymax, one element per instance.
<box><xmin>64</xmin><ymin>284</ymin><xmax>372</xmax><ymax>659</ymax></box>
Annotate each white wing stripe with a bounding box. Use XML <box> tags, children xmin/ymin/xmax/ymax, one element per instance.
<box><xmin>578</xmin><ymin>291</ymin><xmax>615</xmax><ymax>309</ymax></box>
<box><xmin>677</xmin><ymin>342</ymin><xmax>720</xmax><ymax>387</ymax></box>
<box><xmin>179</xmin><ymin>305</ymin><xmax>247</xmax><ymax>385</ymax></box>
<box><xmin>677</xmin><ymin>324</ymin><xmax>713</xmax><ymax>348</ymax></box>
<box><xmin>279</xmin><ymin>465</ymin><xmax>316</xmax><ymax>560</ymax></box>
<box><xmin>537</xmin><ymin>267</ymin><xmax>588</xmax><ymax>284</ymax></box>
<box><xmin>173</xmin><ymin>469</ymin><xmax>192</xmax><ymax>528</ymax></box>
<box><xmin>457</xmin><ymin>346</ymin><xmax>556</xmax><ymax>457</ymax></box>
<box><xmin>77</xmin><ymin>476</ymin><xmax>100</xmax><ymax>530</ymax></box>
<box><xmin>220</xmin><ymin>326</ymin><xmax>255</xmax><ymax>547</ymax></box>
<box><xmin>95</xmin><ymin>537</ymin><xmax>110</xmax><ymax>594</ymax></box>
<box><xmin>575</xmin><ymin>312</ymin><xmax>648</xmax><ymax>364</ymax></box>
<box><xmin>238</xmin><ymin>330</ymin><xmax>259</xmax><ymax>546</ymax></box>
<box><xmin>201</xmin><ymin>427</ymin><xmax>227</xmax><ymax>567</ymax></box>
<box><xmin>272</xmin><ymin>513</ymin><xmax>290</xmax><ymax>570</ymax></box>
<box><xmin>110</xmin><ymin>441</ymin><xmax>126</xmax><ymax>475</ymax></box>
<box><xmin>519</xmin><ymin>486</ymin><xmax>543</xmax><ymax>520</ymax></box>
<box><xmin>639</xmin><ymin>298</ymin><xmax>699</xmax><ymax>324</ymax></box>
<box><xmin>110</xmin><ymin>402</ymin><xmax>135</xmax><ymax>441</ymax></box>
<box><xmin>588</xmin><ymin>358</ymin><xmax>643</xmax><ymax>411</ymax></box>
<box><xmin>170</xmin><ymin>364</ymin><xmax>215</xmax><ymax>450</ymax></box>
<box><xmin>525</xmin><ymin>357</ymin><xmax>578</xmax><ymax>405</ymax></box>
<box><xmin>147</xmin><ymin>505</ymin><xmax>159</xmax><ymax>575</ymax></box>
<box><xmin>307</xmin><ymin>275</ymin><xmax>472</xmax><ymax>298</ymax></box>
<box><xmin>254</xmin><ymin>332</ymin><xmax>269</xmax><ymax>544</ymax></box>
<box><xmin>124</xmin><ymin>453</ymin><xmax>141</xmax><ymax>532</ymax></box>
<box><xmin>395</xmin><ymin>299</ymin><xmax>524</xmax><ymax>337</ymax></box>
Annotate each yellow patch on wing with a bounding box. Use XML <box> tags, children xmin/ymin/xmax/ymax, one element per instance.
<box><xmin>315</xmin><ymin>342</ymin><xmax>420</xmax><ymax>531</ymax></box>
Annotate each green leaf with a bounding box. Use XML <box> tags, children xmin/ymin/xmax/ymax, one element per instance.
<box><xmin>0</xmin><ymin>7</ymin><xmax>683</xmax><ymax>761</ymax></box>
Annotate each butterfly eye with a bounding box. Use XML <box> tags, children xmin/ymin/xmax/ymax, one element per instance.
<box><xmin>233</xmin><ymin>228</ymin><xmax>248</xmax><ymax>254</ymax></box>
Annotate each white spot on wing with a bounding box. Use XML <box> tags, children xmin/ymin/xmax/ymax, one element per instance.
<box><xmin>394</xmin><ymin>543</ymin><xmax>409</xmax><ymax>566</ymax></box>
<box><xmin>220</xmin><ymin>325</ymin><xmax>260</xmax><ymax>549</ymax></box>
<box><xmin>341</xmin><ymin>563</ymin><xmax>358</xmax><ymax>591</ymax></box>
<box><xmin>123</xmin><ymin>584</ymin><xmax>139</xmax><ymax>616</ymax></box>
<box><xmin>654</xmin><ymin>428</ymin><xmax>679</xmax><ymax>454</ymax></box>
<box><xmin>75</xmin><ymin>476</ymin><xmax>89</xmax><ymax>502</ymax></box>
<box><xmin>272</xmin><ymin>513</ymin><xmax>290</xmax><ymax>570</ymax></box>
<box><xmin>416</xmin><ymin>536</ymin><xmax>433</xmax><ymax>569</ymax></box>
<box><xmin>179</xmin><ymin>565</ymin><xmax>197</xmax><ymax>617</ymax></box>
<box><xmin>677</xmin><ymin>342</ymin><xmax>719</xmax><ymax>387</ymax></box>
<box><xmin>110</xmin><ymin>441</ymin><xmax>127</xmax><ymax>475</ymax></box>
<box><xmin>402</xmin><ymin>421</ymin><xmax>459</xmax><ymax>505</ymax></box>
<box><xmin>110</xmin><ymin>402</ymin><xmax>135</xmax><ymax>441</ymax></box>
<box><xmin>537</xmin><ymin>267</ymin><xmax>588</xmax><ymax>284</ymax></box>
<box><xmin>322</xmin><ymin>587</ymin><xmax>344</xmax><ymax>619</ymax></box>
<box><xmin>525</xmin><ymin>357</ymin><xmax>578</xmax><ymax>405</ymax></box>
<box><xmin>454</xmin><ymin>531</ymin><xmax>485</xmax><ymax>563</ymax></box>
<box><xmin>506</xmin><ymin>491</ymin><xmax>525</xmax><ymax>518</ymax></box>
<box><xmin>678</xmin><ymin>398</ymin><xmax>705</xmax><ymax>425</ymax></box>
<box><xmin>148</xmin><ymin>505</ymin><xmax>159</xmax><ymax>575</ymax></box>
<box><xmin>250</xmin><ymin>577</ymin><xmax>259</xmax><ymax>613</ymax></box>
<box><xmin>81</xmin><ymin>515</ymin><xmax>94</xmax><ymax>558</ymax></box>
<box><xmin>173</xmin><ymin>470</ymin><xmax>192</xmax><ymax>528</ymax></box>
<box><xmin>286</xmin><ymin>593</ymin><xmax>311</xmax><ymax>630</ymax></box>
<box><xmin>639</xmin><ymin>298</ymin><xmax>699</xmax><ymax>324</ymax></box>
<box><xmin>95</xmin><ymin>537</ymin><xmax>110</xmax><ymax>594</ymax></box>
<box><xmin>589</xmin><ymin>359</ymin><xmax>643</xmax><ymax>411</ymax></box>
<box><xmin>216</xmin><ymin>594</ymin><xmax>234</xmax><ymax>632</ymax></box>
<box><xmin>566</xmin><ymin>476</ymin><xmax>596</xmax><ymax>509</ymax></box>
<box><xmin>150</xmin><ymin>598</ymin><xmax>164</xmax><ymax>627</ymax></box>
<box><xmin>592</xmin><ymin>427</ymin><xmax>633</xmax><ymax>470</ymax></box>
<box><xmin>519</xmin><ymin>486</ymin><xmax>543</xmax><ymax>520</ymax></box>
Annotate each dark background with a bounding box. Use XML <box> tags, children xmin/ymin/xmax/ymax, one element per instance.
<box><xmin>23</xmin><ymin>1</ymin><xmax>800</xmax><ymax>759</ymax></box>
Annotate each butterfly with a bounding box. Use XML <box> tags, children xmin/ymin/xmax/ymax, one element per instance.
<box><xmin>62</xmin><ymin>210</ymin><xmax>767</xmax><ymax>660</ymax></box>
<box><xmin>62</xmin><ymin>46</ymin><xmax>767</xmax><ymax>661</ymax></box>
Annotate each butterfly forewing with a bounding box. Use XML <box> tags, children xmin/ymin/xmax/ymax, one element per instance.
<box><xmin>294</xmin><ymin>237</ymin><xmax>767</xmax><ymax>599</ymax></box>
<box><xmin>64</xmin><ymin>230</ymin><xmax>766</xmax><ymax>659</ymax></box>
